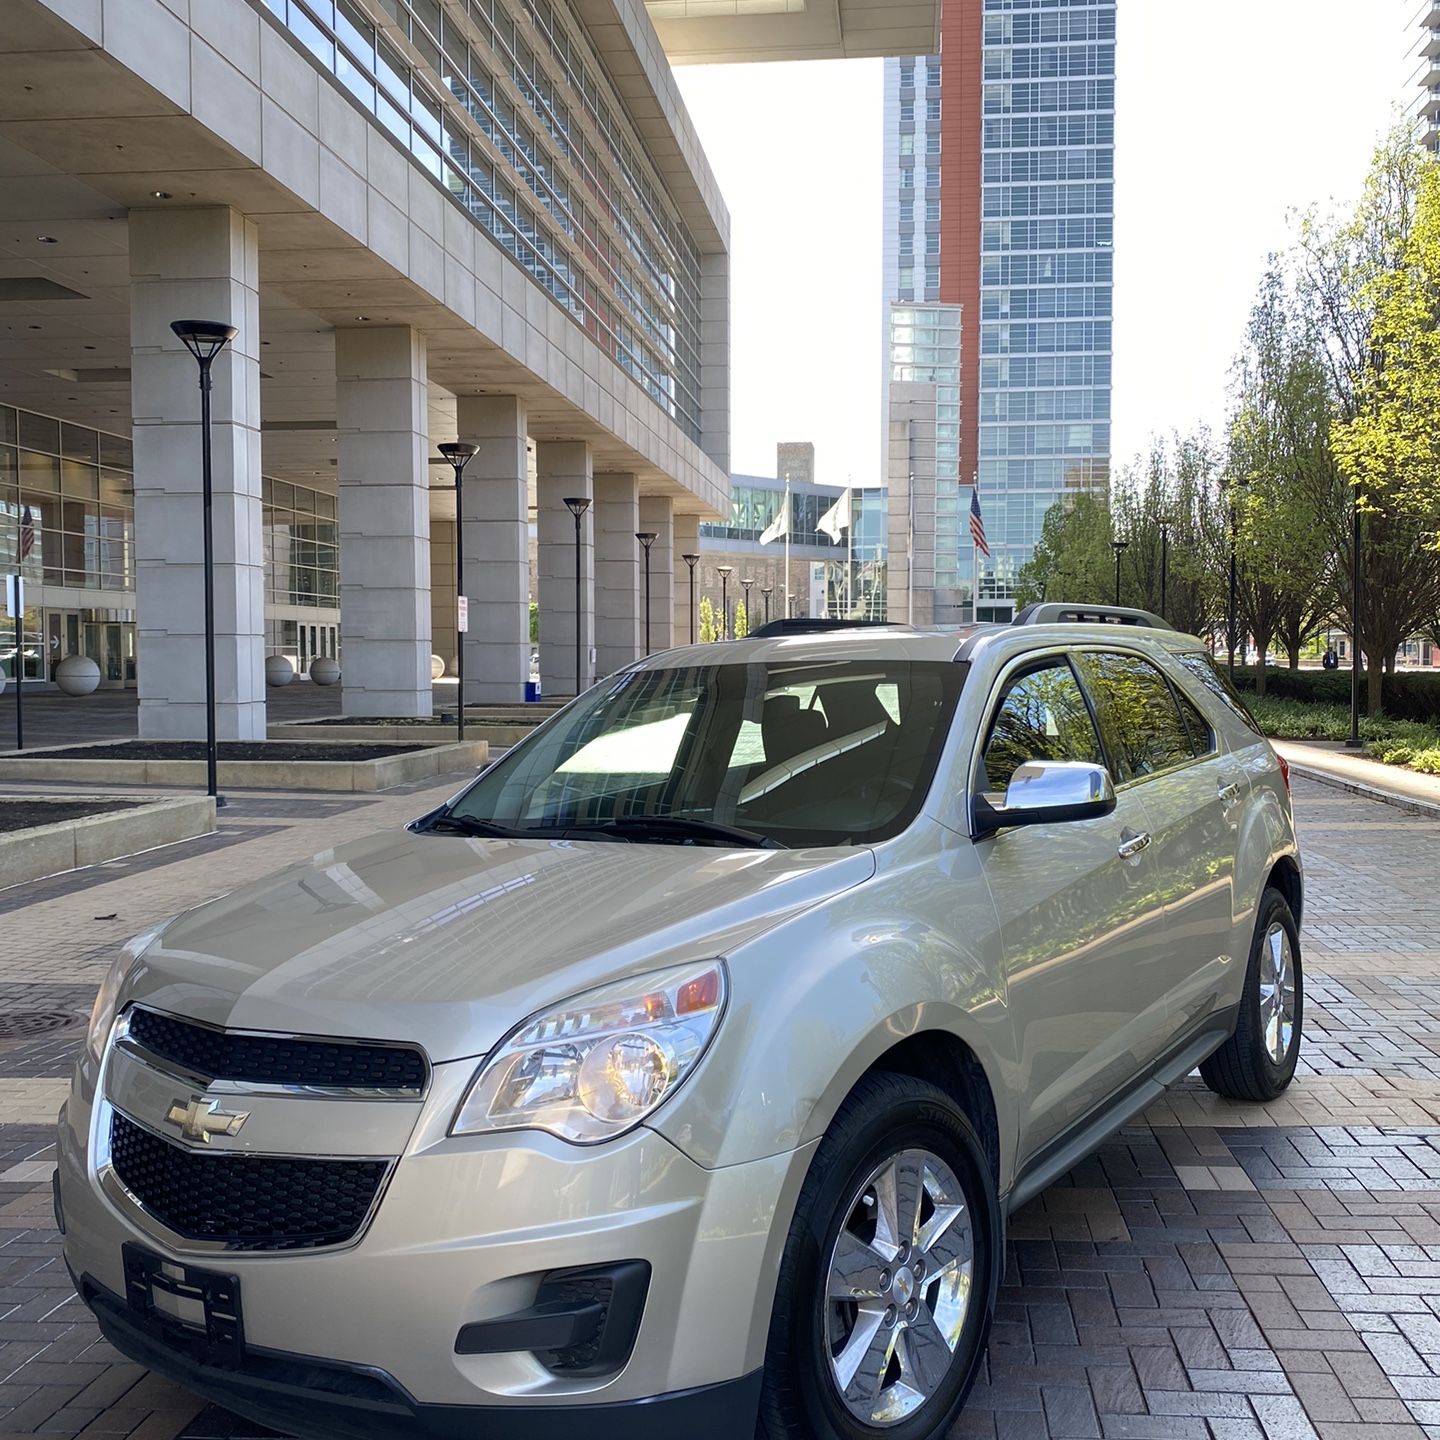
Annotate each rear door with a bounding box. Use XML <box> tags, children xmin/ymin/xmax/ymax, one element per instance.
<box><xmin>971</xmin><ymin>653</ymin><xmax>1171</xmax><ymax>1159</ymax></box>
<box><xmin>1072</xmin><ymin>648</ymin><xmax>1241</xmax><ymax>1047</ymax></box>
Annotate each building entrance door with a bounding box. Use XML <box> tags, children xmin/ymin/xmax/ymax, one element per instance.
<box><xmin>45</xmin><ymin>610</ymin><xmax>82</xmax><ymax>680</ymax></box>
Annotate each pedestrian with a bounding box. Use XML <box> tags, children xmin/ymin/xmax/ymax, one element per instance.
<box><xmin>1322</xmin><ymin>646</ymin><xmax>1338</xmax><ymax>671</ymax></box>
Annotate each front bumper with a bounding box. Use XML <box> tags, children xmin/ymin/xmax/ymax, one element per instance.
<box><xmin>79</xmin><ymin>1271</ymin><xmax>761</xmax><ymax>1440</ymax></box>
<box><xmin>58</xmin><ymin>1059</ymin><xmax>812</xmax><ymax>1433</ymax></box>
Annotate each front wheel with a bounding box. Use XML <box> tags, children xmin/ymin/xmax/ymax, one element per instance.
<box><xmin>757</xmin><ymin>1072</ymin><xmax>999</xmax><ymax>1440</ymax></box>
<box><xmin>1200</xmin><ymin>887</ymin><xmax>1303</xmax><ymax>1101</ymax></box>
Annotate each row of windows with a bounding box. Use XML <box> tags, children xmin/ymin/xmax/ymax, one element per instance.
<box><xmin>698</xmin><ymin>488</ymin><xmax>844</xmax><ymax>547</ymax></box>
<box><xmin>896</xmin><ymin>268</ymin><xmax>942</xmax><ymax>295</ymax></box>
<box><xmin>898</xmin><ymin>198</ymin><xmax>943</xmax><ymax>225</ymax></box>
<box><xmin>979</xmin><ymin>423</ymin><xmax>1110</xmax><ymax>456</ymax></box>
<box><xmin>898</xmin><ymin>97</ymin><xmax>943</xmax><ymax>124</ymax></box>
<box><xmin>979</xmin><ymin>320</ymin><xmax>1112</xmax><ymax>354</ymax></box>
<box><xmin>984</xmin><ymin>115</ymin><xmax>1113</xmax><ymax>148</ymax></box>
<box><xmin>984</xmin><ymin>149</ymin><xmax>1113</xmax><ymax>182</ymax></box>
<box><xmin>984</xmin><ymin>9</ymin><xmax>1115</xmax><ymax>43</ymax></box>
<box><xmin>983</xmin><ymin>217</ymin><xmax>1113</xmax><ymax>250</ymax></box>
<box><xmin>982</xmin><ymin>252</ymin><xmax>1111</xmax><ymax>285</ymax></box>
<box><xmin>984</xmin><ymin>0</ymin><xmax>1116</xmax><ymax>11</ymax></box>
<box><xmin>983</xmin><ymin>80</ymin><xmax>1116</xmax><ymax>114</ymax></box>
<box><xmin>977</xmin><ymin>458</ymin><xmax>1110</xmax><ymax>488</ymax></box>
<box><xmin>898</xmin><ymin>167</ymin><xmax>943</xmax><ymax>190</ymax></box>
<box><xmin>982</xmin><ymin>285</ymin><xmax>1112</xmax><ymax>320</ymax></box>
<box><xmin>897</xmin><ymin>132</ymin><xmax>943</xmax><ymax>156</ymax></box>
<box><xmin>979</xmin><ymin>388</ymin><xmax>1110</xmax><ymax>422</ymax></box>
<box><xmin>982</xmin><ymin>183</ymin><xmax>1113</xmax><ymax>218</ymax></box>
<box><xmin>984</xmin><ymin>45</ymin><xmax>1114</xmax><ymax>81</ymax></box>
<box><xmin>981</xmin><ymin>354</ymin><xmax>1111</xmax><ymax>387</ymax></box>
<box><xmin>897</xmin><ymin>235</ymin><xmax>941</xmax><ymax>258</ymax></box>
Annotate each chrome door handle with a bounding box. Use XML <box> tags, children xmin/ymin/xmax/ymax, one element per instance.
<box><xmin>1118</xmin><ymin>831</ymin><xmax>1152</xmax><ymax>860</ymax></box>
<box><xmin>1217</xmin><ymin>782</ymin><xmax>1242</xmax><ymax>807</ymax></box>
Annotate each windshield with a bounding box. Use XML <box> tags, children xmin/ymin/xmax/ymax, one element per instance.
<box><xmin>444</xmin><ymin>659</ymin><xmax>968</xmax><ymax>848</ymax></box>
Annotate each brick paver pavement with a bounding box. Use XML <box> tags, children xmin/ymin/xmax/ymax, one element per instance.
<box><xmin>0</xmin><ymin>777</ymin><xmax>1437</xmax><ymax>1439</ymax></box>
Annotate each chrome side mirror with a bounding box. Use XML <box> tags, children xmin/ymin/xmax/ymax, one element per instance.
<box><xmin>973</xmin><ymin>760</ymin><xmax>1116</xmax><ymax>837</ymax></box>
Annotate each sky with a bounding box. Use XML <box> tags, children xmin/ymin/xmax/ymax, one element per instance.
<box><xmin>675</xmin><ymin>0</ymin><xmax>1421</xmax><ymax>489</ymax></box>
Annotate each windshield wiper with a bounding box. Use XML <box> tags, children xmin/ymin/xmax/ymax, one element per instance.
<box><xmin>415</xmin><ymin>813</ymin><xmax>528</xmax><ymax>840</ymax></box>
<box><xmin>573</xmin><ymin>816</ymin><xmax>786</xmax><ymax>850</ymax></box>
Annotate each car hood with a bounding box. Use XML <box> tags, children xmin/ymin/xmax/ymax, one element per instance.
<box><xmin>120</xmin><ymin>829</ymin><xmax>876</xmax><ymax>1063</ymax></box>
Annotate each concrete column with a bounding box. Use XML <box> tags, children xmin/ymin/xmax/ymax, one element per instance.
<box><xmin>537</xmin><ymin>441</ymin><xmax>593</xmax><ymax>697</ymax></box>
<box><xmin>639</xmin><ymin>495</ymin><xmax>675</xmax><ymax>655</ymax></box>
<box><xmin>594</xmin><ymin>473</ymin><xmax>640</xmax><ymax>680</ymax></box>
<box><xmin>700</xmin><ymin>251</ymin><xmax>730</xmax><ymax>474</ymax></box>
<box><xmin>130</xmin><ymin>207</ymin><xmax>264</xmax><ymax>740</ymax></box>
<box><xmin>456</xmin><ymin>395</ymin><xmax>530</xmax><ymax>704</ymax></box>
<box><xmin>673</xmin><ymin>511</ymin><xmax>701</xmax><ymax>646</ymax></box>
<box><xmin>430</xmin><ymin>519</ymin><xmax>456</xmax><ymax>674</ymax></box>
<box><xmin>335</xmin><ymin>326</ymin><xmax>432</xmax><ymax>717</ymax></box>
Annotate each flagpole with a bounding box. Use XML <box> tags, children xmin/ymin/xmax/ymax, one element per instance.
<box><xmin>10</xmin><ymin>574</ymin><xmax>21</xmax><ymax>752</ymax></box>
<box><xmin>783</xmin><ymin>473</ymin><xmax>791</xmax><ymax>618</ymax></box>
<box><xmin>846</xmin><ymin>490</ymin><xmax>853</xmax><ymax>618</ymax></box>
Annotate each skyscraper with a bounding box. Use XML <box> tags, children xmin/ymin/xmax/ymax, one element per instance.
<box><xmin>883</xmin><ymin>0</ymin><xmax>1115</xmax><ymax>619</ymax></box>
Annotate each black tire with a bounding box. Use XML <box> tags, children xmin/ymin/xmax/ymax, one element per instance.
<box><xmin>1200</xmin><ymin>888</ymin><xmax>1303</xmax><ymax>1101</ymax></box>
<box><xmin>757</xmin><ymin>1072</ymin><xmax>999</xmax><ymax>1440</ymax></box>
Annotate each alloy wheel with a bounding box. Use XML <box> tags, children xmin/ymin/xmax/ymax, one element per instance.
<box><xmin>824</xmin><ymin>1147</ymin><xmax>975</xmax><ymax>1427</ymax></box>
<box><xmin>1258</xmin><ymin>920</ymin><xmax>1297</xmax><ymax>1064</ymax></box>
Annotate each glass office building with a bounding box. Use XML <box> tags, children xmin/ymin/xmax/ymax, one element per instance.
<box><xmin>978</xmin><ymin>0</ymin><xmax>1114</xmax><ymax>603</ymax></box>
<box><xmin>2</xmin><ymin>404</ymin><xmax>340</xmax><ymax>687</ymax></box>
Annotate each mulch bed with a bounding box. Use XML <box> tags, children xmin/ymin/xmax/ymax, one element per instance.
<box><xmin>18</xmin><ymin>741</ymin><xmax>431</xmax><ymax>762</ymax></box>
<box><xmin>0</xmin><ymin>800</ymin><xmax>142</xmax><ymax>834</ymax></box>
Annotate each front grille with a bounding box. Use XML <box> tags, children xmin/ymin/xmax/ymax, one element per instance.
<box><xmin>124</xmin><ymin>1007</ymin><xmax>427</xmax><ymax>1094</ymax></box>
<box><xmin>109</xmin><ymin>1113</ymin><xmax>388</xmax><ymax>1251</ymax></box>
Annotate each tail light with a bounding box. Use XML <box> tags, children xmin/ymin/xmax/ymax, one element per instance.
<box><xmin>1277</xmin><ymin>751</ymin><xmax>1291</xmax><ymax>795</ymax></box>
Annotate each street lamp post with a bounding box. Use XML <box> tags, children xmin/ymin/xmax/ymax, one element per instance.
<box><xmin>1159</xmin><ymin>521</ymin><xmax>1170</xmax><ymax>622</ymax></box>
<box><xmin>1225</xmin><ymin>478</ymin><xmax>1249</xmax><ymax>683</ymax></box>
<box><xmin>682</xmin><ymin>553</ymin><xmax>699</xmax><ymax>644</ymax></box>
<box><xmin>1110</xmin><ymin>539</ymin><xmax>1129</xmax><ymax>607</ymax></box>
<box><xmin>717</xmin><ymin>565</ymin><xmax>733</xmax><ymax>640</ymax></box>
<box><xmin>437</xmin><ymin>442</ymin><xmax>478</xmax><ymax>740</ymax></box>
<box><xmin>563</xmin><ymin>497</ymin><xmax>590</xmax><ymax>696</ymax></box>
<box><xmin>740</xmin><ymin>577</ymin><xmax>754</xmax><ymax>637</ymax></box>
<box><xmin>636</xmin><ymin>532</ymin><xmax>657</xmax><ymax>655</ymax></box>
<box><xmin>762</xmin><ymin>587</ymin><xmax>773</xmax><ymax>626</ymax></box>
<box><xmin>1347</xmin><ymin>495</ymin><xmax>1363</xmax><ymax>749</ymax></box>
<box><xmin>171</xmin><ymin>319</ymin><xmax>238</xmax><ymax>807</ymax></box>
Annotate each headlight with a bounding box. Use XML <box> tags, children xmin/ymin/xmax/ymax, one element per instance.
<box><xmin>451</xmin><ymin>960</ymin><xmax>727</xmax><ymax>1144</ymax></box>
<box><xmin>85</xmin><ymin>925</ymin><xmax>162</xmax><ymax>1062</ymax></box>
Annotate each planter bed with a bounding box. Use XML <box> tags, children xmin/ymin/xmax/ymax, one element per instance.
<box><xmin>273</xmin><ymin>714</ymin><xmax>551</xmax><ymax>747</ymax></box>
<box><xmin>0</xmin><ymin>739</ymin><xmax>490</xmax><ymax>793</ymax></box>
<box><xmin>0</xmin><ymin>795</ymin><xmax>216</xmax><ymax>887</ymax></box>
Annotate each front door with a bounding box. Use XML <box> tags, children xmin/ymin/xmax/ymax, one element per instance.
<box><xmin>972</xmin><ymin>655</ymin><xmax>1172</xmax><ymax>1160</ymax></box>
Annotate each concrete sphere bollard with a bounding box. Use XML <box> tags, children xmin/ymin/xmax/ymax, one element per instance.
<box><xmin>265</xmin><ymin>654</ymin><xmax>296</xmax><ymax>687</ymax></box>
<box><xmin>310</xmin><ymin>656</ymin><xmax>341</xmax><ymax>686</ymax></box>
<box><xmin>431</xmin><ymin>654</ymin><xmax>446</xmax><ymax>680</ymax></box>
<box><xmin>55</xmin><ymin>654</ymin><xmax>101</xmax><ymax>696</ymax></box>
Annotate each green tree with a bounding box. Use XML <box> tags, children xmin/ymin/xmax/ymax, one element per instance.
<box><xmin>733</xmin><ymin>600</ymin><xmax>749</xmax><ymax>639</ymax></box>
<box><xmin>1296</xmin><ymin>125</ymin><xmax>1440</xmax><ymax>712</ymax></box>
<box><xmin>699</xmin><ymin>595</ymin><xmax>718</xmax><ymax>644</ymax></box>
<box><xmin>1014</xmin><ymin>492</ymin><xmax>1114</xmax><ymax>608</ymax></box>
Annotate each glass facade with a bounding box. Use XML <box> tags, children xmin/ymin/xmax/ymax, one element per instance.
<box><xmin>261</xmin><ymin>0</ymin><xmax>705</xmax><ymax>442</ymax></box>
<box><xmin>890</xmin><ymin>305</ymin><xmax>967</xmax><ymax>595</ymax></box>
<box><xmin>1</xmin><ymin>403</ymin><xmax>339</xmax><ymax>685</ymax></box>
<box><xmin>700</xmin><ymin>480</ymin><xmax>846</xmax><ymax>549</ymax></box>
<box><xmin>978</xmin><ymin>0</ymin><xmax>1113</xmax><ymax>599</ymax></box>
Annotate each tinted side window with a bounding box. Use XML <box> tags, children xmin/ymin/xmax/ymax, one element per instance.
<box><xmin>981</xmin><ymin>659</ymin><xmax>1104</xmax><ymax>792</ymax></box>
<box><xmin>1175</xmin><ymin>652</ymin><xmax>1263</xmax><ymax>736</ymax></box>
<box><xmin>1176</xmin><ymin>688</ymin><xmax>1216</xmax><ymax>758</ymax></box>
<box><xmin>1074</xmin><ymin>651</ymin><xmax>1194</xmax><ymax>783</ymax></box>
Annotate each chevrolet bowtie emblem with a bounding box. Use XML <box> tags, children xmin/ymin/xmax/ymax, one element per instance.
<box><xmin>165</xmin><ymin>1097</ymin><xmax>250</xmax><ymax>1145</ymax></box>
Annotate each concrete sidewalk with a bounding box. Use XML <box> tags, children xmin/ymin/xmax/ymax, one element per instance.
<box><xmin>1274</xmin><ymin>738</ymin><xmax>1440</xmax><ymax>815</ymax></box>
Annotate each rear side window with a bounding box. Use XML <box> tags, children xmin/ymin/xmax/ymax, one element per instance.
<box><xmin>1175</xmin><ymin>652</ymin><xmax>1263</xmax><ymax>736</ymax></box>
<box><xmin>1073</xmin><ymin>651</ymin><xmax>1195</xmax><ymax>783</ymax></box>
<box><xmin>981</xmin><ymin>659</ymin><xmax>1105</xmax><ymax>792</ymax></box>
<box><xmin>1176</xmin><ymin>688</ymin><xmax>1216</xmax><ymax>758</ymax></box>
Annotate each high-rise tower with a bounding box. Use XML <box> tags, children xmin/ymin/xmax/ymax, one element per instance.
<box><xmin>883</xmin><ymin>0</ymin><xmax>1115</xmax><ymax>619</ymax></box>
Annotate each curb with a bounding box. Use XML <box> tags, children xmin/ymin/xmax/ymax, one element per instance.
<box><xmin>1285</xmin><ymin>761</ymin><xmax>1440</xmax><ymax>821</ymax></box>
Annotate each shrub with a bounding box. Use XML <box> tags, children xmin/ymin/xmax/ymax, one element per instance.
<box><xmin>1247</xmin><ymin>696</ymin><xmax>1440</xmax><ymax>749</ymax></box>
<box><xmin>1230</xmin><ymin>666</ymin><xmax>1440</xmax><ymax>724</ymax></box>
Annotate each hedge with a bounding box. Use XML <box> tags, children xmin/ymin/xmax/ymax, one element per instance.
<box><xmin>1229</xmin><ymin>665</ymin><xmax>1440</xmax><ymax>723</ymax></box>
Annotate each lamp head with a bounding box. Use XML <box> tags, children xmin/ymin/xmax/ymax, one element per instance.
<box><xmin>682</xmin><ymin>553</ymin><xmax>700</xmax><ymax>569</ymax></box>
<box><xmin>636</xmin><ymin>532</ymin><xmax>658</xmax><ymax>549</ymax></box>
<box><xmin>563</xmin><ymin>496</ymin><xmax>591</xmax><ymax>519</ymax></box>
<box><xmin>1111</xmin><ymin>539</ymin><xmax>1130</xmax><ymax>555</ymax></box>
<box><xmin>170</xmin><ymin>319</ymin><xmax>237</xmax><ymax>366</ymax></box>
<box><xmin>762</xmin><ymin>587</ymin><xmax>773</xmax><ymax>597</ymax></box>
<box><xmin>437</xmin><ymin>442</ymin><xmax>479</xmax><ymax>471</ymax></box>
<box><xmin>717</xmin><ymin>565</ymin><xmax>734</xmax><ymax>578</ymax></box>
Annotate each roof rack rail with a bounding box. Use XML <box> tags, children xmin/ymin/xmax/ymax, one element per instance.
<box><xmin>1012</xmin><ymin>603</ymin><xmax>1171</xmax><ymax>631</ymax></box>
<box><xmin>746</xmin><ymin>619</ymin><xmax>899</xmax><ymax>639</ymax></box>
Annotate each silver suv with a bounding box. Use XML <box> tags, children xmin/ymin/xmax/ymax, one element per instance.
<box><xmin>58</xmin><ymin>610</ymin><xmax>1303</xmax><ymax>1440</ymax></box>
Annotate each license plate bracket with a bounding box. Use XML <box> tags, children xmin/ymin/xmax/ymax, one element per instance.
<box><xmin>122</xmin><ymin>1242</ymin><xmax>244</xmax><ymax>1370</ymax></box>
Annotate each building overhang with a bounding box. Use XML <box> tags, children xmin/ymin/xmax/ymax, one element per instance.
<box><xmin>644</xmin><ymin>0</ymin><xmax>941</xmax><ymax>64</ymax></box>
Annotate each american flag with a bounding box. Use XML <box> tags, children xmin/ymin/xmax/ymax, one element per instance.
<box><xmin>17</xmin><ymin>506</ymin><xmax>34</xmax><ymax>564</ymax></box>
<box><xmin>969</xmin><ymin>487</ymin><xmax>991</xmax><ymax>559</ymax></box>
